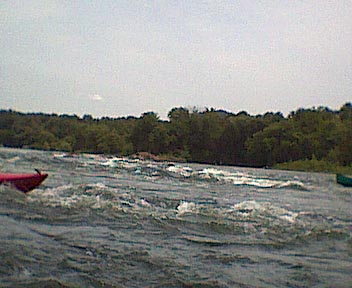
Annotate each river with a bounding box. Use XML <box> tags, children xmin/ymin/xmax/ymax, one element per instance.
<box><xmin>0</xmin><ymin>147</ymin><xmax>351</xmax><ymax>287</ymax></box>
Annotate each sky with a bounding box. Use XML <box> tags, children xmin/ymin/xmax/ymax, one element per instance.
<box><xmin>1</xmin><ymin>0</ymin><xmax>351</xmax><ymax>119</ymax></box>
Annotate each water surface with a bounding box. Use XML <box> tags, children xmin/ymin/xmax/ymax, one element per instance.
<box><xmin>0</xmin><ymin>148</ymin><xmax>351</xmax><ymax>287</ymax></box>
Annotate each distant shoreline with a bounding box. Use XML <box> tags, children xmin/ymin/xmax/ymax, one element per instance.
<box><xmin>1</xmin><ymin>104</ymin><xmax>351</xmax><ymax>173</ymax></box>
<box><xmin>274</xmin><ymin>159</ymin><xmax>352</xmax><ymax>175</ymax></box>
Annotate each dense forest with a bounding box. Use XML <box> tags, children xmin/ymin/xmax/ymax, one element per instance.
<box><xmin>0</xmin><ymin>103</ymin><xmax>351</xmax><ymax>170</ymax></box>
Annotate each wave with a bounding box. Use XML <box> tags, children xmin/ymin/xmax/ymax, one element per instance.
<box><xmin>6</xmin><ymin>181</ymin><xmax>350</xmax><ymax>250</ymax></box>
<box><xmin>27</xmin><ymin>183</ymin><xmax>174</xmax><ymax>218</ymax></box>
<box><xmin>49</xmin><ymin>153</ymin><xmax>310</xmax><ymax>190</ymax></box>
<box><xmin>229</xmin><ymin>200</ymin><xmax>299</xmax><ymax>223</ymax></box>
<box><xmin>166</xmin><ymin>165</ymin><xmax>309</xmax><ymax>190</ymax></box>
<box><xmin>27</xmin><ymin>184</ymin><xmax>308</xmax><ymax>228</ymax></box>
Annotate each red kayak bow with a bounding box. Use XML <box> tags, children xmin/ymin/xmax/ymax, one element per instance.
<box><xmin>0</xmin><ymin>171</ymin><xmax>48</xmax><ymax>193</ymax></box>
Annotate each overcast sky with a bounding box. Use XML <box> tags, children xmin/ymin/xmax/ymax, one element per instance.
<box><xmin>1</xmin><ymin>1</ymin><xmax>351</xmax><ymax>119</ymax></box>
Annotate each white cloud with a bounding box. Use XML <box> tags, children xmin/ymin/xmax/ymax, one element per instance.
<box><xmin>90</xmin><ymin>94</ymin><xmax>103</xmax><ymax>101</ymax></box>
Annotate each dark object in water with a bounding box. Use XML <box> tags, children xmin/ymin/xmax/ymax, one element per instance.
<box><xmin>336</xmin><ymin>173</ymin><xmax>352</xmax><ymax>187</ymax></box>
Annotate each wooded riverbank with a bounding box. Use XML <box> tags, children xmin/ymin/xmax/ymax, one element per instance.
<box><xmin>1</xmin><ymin>103</ymin><xmax>351</xmax><ymax>173</ymax></box>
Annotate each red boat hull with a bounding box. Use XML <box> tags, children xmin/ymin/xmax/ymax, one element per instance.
<box><xmin>0</xmin><ymin>172</ymin><xmax>48</xmax><ymax>193</ymax></box>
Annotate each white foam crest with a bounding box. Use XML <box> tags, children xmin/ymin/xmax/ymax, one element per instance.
<box><xmin>52</xmin><ymin>152</ymin><xmax>70</xmax><ymax>159</ymax></box>
<box><xmin>194</xmin><ymin>168</ymin><xmax>280</xmax><ymax>188</ymax></box>
<box><xmin>27</xmin><ymin>184</ymin><xmax>77</xmax><ymax>207</ymax></box>
<box><xmin>52</xmin><ymin>152</ymin><xmax>142</xmax><ymax>170</ymax></box>
<box><xmin>177</xmin><ymin>201</ymin><xmax>197</xmax><ymax>215</ymax></box>
<box><xmin>100</xmin><ymin>157</ymin><xmax>119</xmax><ymax>167</ymax></box>
<box><xmin>190</xmin><ymin>168</ymin><xmax>307</xmax><ymax>190</ymax></box>
<box><xmin>195</xmin><ymin>168</ymin><xmax>244</xmax><ymax>183</ymax></box>
<box><xmin>198</xmin><ymin>168</ymin><xmax>235</xmax><ymax>177</ymax></box>
<box><xmin>5</xmin><ymin>156</ymin><xmax>21</xmax><ymax>163</ymax></box>
<box><xmin>100</xmin><ymin>157</ymin><xmax>140</xmax><ymax>169</ymax></box>
<box><xmin>91</xmin><ymin>194</ymin><xmax>108</xmax><ymax>209</ymax></box>
<box><xmin>166</xmin><ymin>165</ymin><xmax>193</xmax><ymax>177</ymax></box>
<box><xmin>231</xmin><ymin>176</ymin><xmax>277</xmax><ymax>187</ymax></box>
<box><xmin>275</xmin><ymin>180</ymin><xmax>307</xmax><ymax>190</ymax></box>
<box><xmin>198</xmin><ymin>168</ymin><xmax>237</xmax><ymax>179</ymax></box>
<box><xmin>231</xmin><ymin>200</ymin><xmax>299</xmax><ymax>223</ymax></box>
<box><xmin>232</xmin><ymin>200</ymin><xmax>262</xmax><ymax>215</ymax></box>
<box><xmin>27</xmin><ymin>183</ymin><xmax>116</xmax><ymax>208</ymax></box>
<box><xmin>138</xmin><ymin>198</ymin><xmax>152</xmax><ymax>207</ymax></box>
<box><xmin>31</xmin><ymin>184</ymin><xmax>74</xmax><ymax>198</ymax></box>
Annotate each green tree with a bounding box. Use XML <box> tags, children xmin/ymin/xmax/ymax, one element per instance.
<box><xmin>130</xmin><ymin>112</ymin><xmax>167</xmax><ymax>154</ymax></box>
<box><xmin>168</xmin><ymin>107</ymin><xmax>191</xmax><ymax>156</ymax></box>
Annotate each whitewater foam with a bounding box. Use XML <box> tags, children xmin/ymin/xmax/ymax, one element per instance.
<box><xmin>231</xmin><ymin>200</ymin><xmax>299</xmax><ymax>223</ymax></box>
<box><xmin>177</xmin><ymin>201</ymin><xmax>197</xmax><ymax>215</ymax></box>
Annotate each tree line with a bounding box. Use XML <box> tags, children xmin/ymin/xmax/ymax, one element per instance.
<box><xmin>0</xmin><ymin>103</ymin><xmax>351</xmax><ymax>168</ymax></box>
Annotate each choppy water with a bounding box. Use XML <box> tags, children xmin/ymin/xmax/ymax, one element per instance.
<box><xmin>0</xmin><ymin>147</ymin><xmax>351</xmax><ymax>287</ymax></box>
